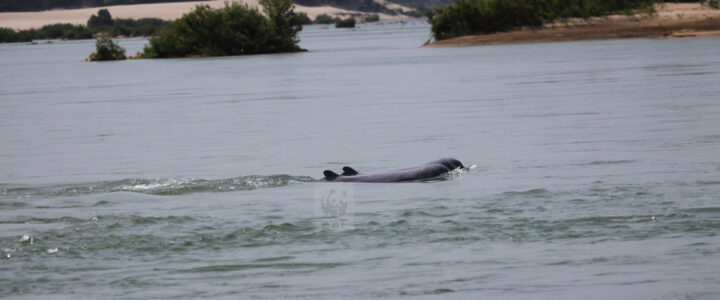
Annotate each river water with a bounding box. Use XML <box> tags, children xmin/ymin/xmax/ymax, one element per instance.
<box><xmin>1</xmin><ymin>21</ymin><xmax>720</xmax><ymax>299</ymax></box>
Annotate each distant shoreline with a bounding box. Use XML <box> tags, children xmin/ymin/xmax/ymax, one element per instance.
<box><xmin>425</xmin><ymin>3</ymin><xmax>720</xmax><ymax>47</ymax></box>
<box><xmin>0</xmin><ymin>0</ymin><xmax>407</xmax><ymax>30</ymax></box>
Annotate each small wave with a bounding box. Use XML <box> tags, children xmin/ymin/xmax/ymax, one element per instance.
<box><xmin>583</xmin><ymin>160</ymin><xmax>635</xmax><ymax>166</ymax></box>
<box><xmin>0</xmin><ymin>216</ymin><xmax>85</xmax><ymax>225</ymax></box>
<box><xmin>0</xmin><ymin>215</ymin><xmax>196</xmax><ymax>226</ymax></box>
<box><xmin>178</xmin><ymin>262</ymin><xmax>344</xmax><ymax>273</ymax></box>
<box><xmin>426</xmin><ymin>288</ymin><xmax>454</xmax><ymax>295</ymax></box>
<box><xmin>388</xmin><ymin>219</ymin><xmax>408</xmax><ymax>226</ymax></box>
<box><xmin>0</xmin><ymin>175</ymin><xmax>316</xmax><ymax>198</ymax></box>
<box><xmin>400</xmin><ymin>210</ymin><xmax>458</xmax><ymax>218</ymax></box>
<box><xmin>253</xmin><ymin>256</ymin><xmax>294</xmax><ymax>263</ymax></box>
<box><xmin>500</xmin><ymin>188</ymin><xmax>551</xmax><ymax>197</ymax></box>
<box><xmin>683</xmin><ymin>207</ymin><xmax>720</xmax><ymax>214</ymax></box>
<box><xmin>697</xmin><ymin>181</ymin><xmax>720</xmax><ymax>185</ymax></box>
<box><xmin>0</xmin><ymin>201</ymin><xmax>28</xmax><ymax>209</ymax></box>
<box><xmin>261</xmin><ymin>223</ymin><xmax>300</xmax><ymax>232</ymax></box>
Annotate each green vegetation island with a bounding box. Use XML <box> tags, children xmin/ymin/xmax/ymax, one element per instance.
<box><xmin>0</xmin><ymin>5</ymin><xmax>378</xmax><ymax>44</ymax></box>
<box><xmin>84</xmin><ymin>0</ymin><xmax>310</xmax><ymax>60</ymax></box>
<box><xmin>142</xmin><ymin>0</ymin><xmax>304</xmax><ymax>58</ymax></box>
<box><xmin>0</xmin><ymin>0</ymin><xmax>393</xmax><ymax>60</ymax></box>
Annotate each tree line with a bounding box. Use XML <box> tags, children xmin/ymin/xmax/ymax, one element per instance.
<box><xmin>0</xmin><ymin>0</ymin><xmax>197</xmax><ymax>12</ymax></box>
<box><xmin>0</xmin><ymin>9</ymin><xmax>169</xmax><ymax>43</ymax></box>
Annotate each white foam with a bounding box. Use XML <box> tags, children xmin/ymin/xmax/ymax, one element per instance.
<box><xmin>2</xmin><ymin>248</ymin><xmax>14</xmax><ymax>259</ymax></box>
<box><xmin>115</xmin><ymin>179</ymin><xmax>191</xmax><ymax>192</ymax></box>
<box><xmin>20</xmin><ymin>235</ymin><xmax>33</xmax><ymax>244</ymax></box>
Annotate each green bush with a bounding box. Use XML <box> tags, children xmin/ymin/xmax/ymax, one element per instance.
<box><xmin>260</xmin><ymin>0</ymin><xmax>303</xmax><ymax>51</ymax></box>
<box><xmin>0</xmin><ymin>27</ymin><xmax>26</xmax><ymax>43</ymax></box>
<box><xmin>87</xmin><ymin>9</ymin><xmax>113</xmax><ymax>28</ymax></box>
<box><xmin>10</xmin><ymin>29</ymin><xmax>36</xmax><ymax>43</ymax></box>
<box><xmin>430</xmin><ymin>0</ymin><xmax>663</xmax><ymax>40</ymax></box>
<box><xmin>403</xmin><ymin>9</ymin><xmax>425</xmax><ymax>18</ymax></box>
<box><xmin>140</xmin><ymin>1</ymin><xmax>303</xmax><ymax>58</ymax></box>
<box><xmin>62</xmin><ymin>25</ymin><xmax>93</xmax><ymax>39</ymax></box>
<box><xmin>364</xmin><ymin>13</ymin><xmax>380</xmax><ymax>22</ymax></box>
<box><xmin>314</xmin><ymin>13</ymin><xmax>338</xmax><ymax>24</ymax></box>
<box><xmin>90</xmin><ymin>9</ymin><xmax>169</xmax><ymax>37</ymax></box>
<box><xmin>38</xmin><ymin>23</ymin><xmax>80</xmax><ymax>39</ymax></box>
<box><xmin>293</xmin><ymin>12</ymin><xmax>313</xmax><ymax>25</ymax></box>
<box><xmin>112</xmin><ymin>17</ymin><xmax>170</xmax><ymax>36</ymax></box>
<box><xmin>86</xmin><ymin>36</ymin><xmax>126</xmax><ymax>61</ymax></box>
<box><xmin>335</xmin><ymin>17</ymin><xmax>356</xmax><ymax>28</ymax></box>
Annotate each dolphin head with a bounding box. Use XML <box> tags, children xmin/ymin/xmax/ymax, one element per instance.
<box><xmin>431</xmin><ymin>158</ymin><xmax>464</xmax><ymax>170</ymax></box>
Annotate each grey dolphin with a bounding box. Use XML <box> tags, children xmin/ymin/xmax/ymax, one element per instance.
<box><xmin>324</xmin><ymin>164</ymin><xmax>450</xmax><ymax>183</ymax></box>
<box><xmin>323</xmin><ymin>158</ymin><xmax>464</xmax><ymax>183</ymax></box>
<box><xmin>340</xmin><ymin>158</ymin><xmax>464</xmax><ymax>177</ymax></box>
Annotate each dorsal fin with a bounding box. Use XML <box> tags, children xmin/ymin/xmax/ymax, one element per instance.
<box><xmin>323</xmin><ymin>170</ymin><xmax>339</xmax><ymax>181</ymax></box>
<box><xmin>341</xmin><ymin>166</ymin><xmax>359</xmax><ymax>176</ymax></box>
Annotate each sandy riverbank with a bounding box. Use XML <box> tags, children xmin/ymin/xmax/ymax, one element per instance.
<box><xmin>0</xmin><ymin>0</ymin><xmax>406</xmax><ymax>30</ymax></box>
<box><xmin>426</xmin><ymin>3</ymin><xmax>720</xmax><ymax>47</ymax></box>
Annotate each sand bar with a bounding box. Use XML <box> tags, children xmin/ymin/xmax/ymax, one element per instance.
<box><xmin>426</xmin><ymin>3</ymin><xmax>720</xmax><ymax>47</ymax></box>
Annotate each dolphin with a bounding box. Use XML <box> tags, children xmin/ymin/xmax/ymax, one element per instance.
<box><xmin>323</xmin><ymin>158</ymin><xmax>464</xmax><ymax>183</ymax></box>
<box><xmin>340</xmin><ymin>158</ymin><xmax>464</xmax><ymax>177</ymax></box>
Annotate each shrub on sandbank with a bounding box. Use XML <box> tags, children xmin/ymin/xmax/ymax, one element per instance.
<box><xmin>335</xmin><ymin>17</ymin><xmax>357</xmax><ymax>28</ymax></box>
<box><xmin>86</xmin><ymin>36</ymin><xmax>126</xmax><ymax>61</ymax></box>
<box><xmin>140</xmin><ymin>0</ymin><xmax>304</xmax><ymax>58</ymax></box>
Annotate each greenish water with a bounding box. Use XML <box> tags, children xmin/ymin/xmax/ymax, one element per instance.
<box><xmin>1</xmin><ymin>22</ymin><xmax>720</xmax><ymax>298</ymax></box>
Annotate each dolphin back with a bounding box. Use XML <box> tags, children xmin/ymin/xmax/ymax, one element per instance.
<box><xmin>324</xmin><ymin>162</ymin><xmax>456</xmax><ymax>183</ymax></box>
<box><xmin>337</xmin><ymin>158</ymin><xmax>465</xmax><ymax>177</ymax></box>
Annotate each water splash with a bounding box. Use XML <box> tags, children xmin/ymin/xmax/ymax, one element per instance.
<box><xmin>445</xmin><ymin>164</ymin><xmax>476</xmax><ymax>179</ymax></box>
<box><xmin>0</xmin><ymin>175</ymin><xmax>316</xmax><ymax>198</ymax></box>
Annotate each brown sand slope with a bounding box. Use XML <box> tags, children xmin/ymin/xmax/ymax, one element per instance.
<box><xmin>426</xmin><ymin>3</ymin><xmax>720</xmax><ymax>47</ymax></box>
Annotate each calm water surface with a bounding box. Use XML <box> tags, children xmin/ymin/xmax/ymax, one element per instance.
<box><xmin>1</xmin><ymin>22</ymin><xmax>720</xmax><ymax>298</ymax></box>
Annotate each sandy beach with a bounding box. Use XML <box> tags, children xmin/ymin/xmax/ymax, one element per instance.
<box><xmin>426</xmin><ymin>3</ymin><xmax>720</xmax><ymax>47</ymax></box>
<box><xmin>0</xmin><ymin>0</ymin><xmax>406</xmax><ymax>30</ymax></box>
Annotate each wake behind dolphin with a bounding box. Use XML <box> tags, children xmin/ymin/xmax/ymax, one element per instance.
<box><xmin>322</xmin><ymin>158</ymin><xmax>465</xmax><ymax>183</ymax></box>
